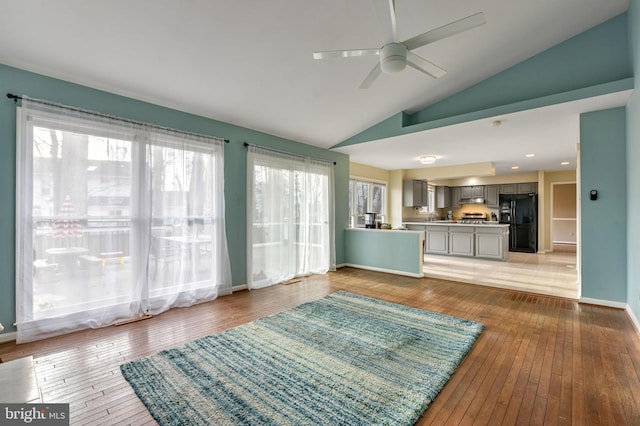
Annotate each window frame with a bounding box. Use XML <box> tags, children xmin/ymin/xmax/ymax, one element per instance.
<box><xmin>349</xmin><ymin>176</ymin><xmax>387</xmax><ymax>227</ymax></box>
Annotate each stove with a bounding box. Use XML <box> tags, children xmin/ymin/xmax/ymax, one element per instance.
<box><xmin>458</xmin><ymin>212</ymin><xmax>487</xmax><ymax>224</ymax></box>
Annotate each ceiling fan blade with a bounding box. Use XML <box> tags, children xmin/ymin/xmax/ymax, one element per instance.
<box><xmin>403</xmin><ymin>12</ymin><xmax>486</xmax><ymax>51</ymax></box>
<box><xmin>359</xmin><ymin>63</ymin><xmax>382</xmax><ymax>89</ymax></box>
<box><xmin>388</xmin><ymin>0</ymin><xmax>399</xmax><ymax>42</ymax></box>
<box><xmin>407</xmin><ymin>52</ymin><xmax>447</xmax><ymax>79</ymax></box>
<box><xmin>313</xmin><ymin>49</ymin><xmax>379</xmax><ymax>60</ymax></box>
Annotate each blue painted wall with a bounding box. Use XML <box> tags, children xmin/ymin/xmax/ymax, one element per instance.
<box><xmin>0</xmin><ymin>64</ymin><xmax>349</xmax><ymax>334</ymax></box>
<box><xmin>344</xmin><ymin>229</ymin><xmax>423</xmax><ymax>277</ymax></box>
<box><xmin>408</xmin><ymin>13</ymin><xmax>631</xmax><ymax>125</ymax></box>
<box><xmin>580</xmin><ymin>108</ymin><xmax>627</xmax><ymax>302</ymax></box>
<box><xmin>337</xmin><ymin>13</ymin><xmax>631</xmax><ymax>148</ymax></box>
<box><xmin>627</xmin><ymin>1</ymin><xmax>640</xmax><ymax>319</ymax></box>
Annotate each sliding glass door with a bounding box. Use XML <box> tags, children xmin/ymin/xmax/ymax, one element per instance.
<box><xmin>247</xmin><ymin>145</ymin><xmax>334</xmax><ymax>289</ymax></box>
<box><xmin>15</xmin><ymin>98</ymin><xmax>230</xmax><ymax>343</ymax></box>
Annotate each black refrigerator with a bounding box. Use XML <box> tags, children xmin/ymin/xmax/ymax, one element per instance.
<box><xmin>499</xmin><ymin>193</ymin><xmax>537</xmax><ymax>253</ymax></box>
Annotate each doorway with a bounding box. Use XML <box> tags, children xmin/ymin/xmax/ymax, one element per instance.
<box><xmin>551</xmin><ymin>182</ymin><xmax>577</xmax><ymax>253</ymax></box>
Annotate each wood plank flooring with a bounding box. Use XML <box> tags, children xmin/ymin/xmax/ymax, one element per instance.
<box><xmin>1</xmin><ymin>267</ymin><xmax>640</xmax><ymax>425</ymax></box>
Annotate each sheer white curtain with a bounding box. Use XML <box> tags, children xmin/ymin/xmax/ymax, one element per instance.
<box><xmin>15</xmin><ymin>97</ymin><xmax>231</xmax><ymax>343</ymax></box>
<box><xmin>247</xmin><ymin>145</ymin><xmax>335</xmax><ymax>289</ymax></box>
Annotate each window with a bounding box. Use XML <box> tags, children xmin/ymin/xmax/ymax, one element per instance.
<box><xmin>349</xmin><ymin>178</ymin><xmax>387</xmax><ymax>227</ymax></box>
<box><xmin>247</xmin><ymin>146</ymin><xmax>335</xmax><ymax>289</ymax></box>
<box><xmin>418</xmin><ymin>184</ymin><xmax>436</xmax><ymax>214</ymax></box>
<box><xmin>16</xmin><ymin>98</ymin><xmax>231</xmax><ymax>343</ymax></box>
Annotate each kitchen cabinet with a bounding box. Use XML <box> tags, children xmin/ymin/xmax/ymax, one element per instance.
<box><xmin>450</xmin><ymin>187</ymin><xmax>461</xmax><ymax>208</ymax></box>
<box><xmin>449</xmin><ymin>226</ymin><xmax>475</xmax><ymax>257</ymax></box>
<box><xmin>416</xmin><ymin>223</ymin><xmax>510</xmax><ymax>260</ymax></box>
<box><xmin>425</xmin><ymin>225</ymin><xmax>448</xmax><ymax>254</ymax></box>
<box><xmin>403</xmin><ymin>180</ymin><xmax>429</xmax><ymax>207</ymax></box>
<box><xmin>517</xmin><ymin>182</ymin><xmax>537</xmax><ymax>194</ymax></box>
<box><xmin>500</xmin><ymin>182</ymin><xmax>537</xmax><ymax>195</ymax></box>
<box><xmin>435</xmin><ymin>186</ymin><xmax>450</xmax><ymax>208</ymax></box>
<box><xmin>484</xmin><ymin>185</ymin><xmax>499</xmax><ymax>207</ymax></box>
<box><xmin>460</xmin><ymin>185</ymin><xmax>484</xmax><ymax>199</ymax></box>
<box><xmin>475</xmin><ymin>227</ymin><xmax>507</xmax><ymax>259</ymax></box>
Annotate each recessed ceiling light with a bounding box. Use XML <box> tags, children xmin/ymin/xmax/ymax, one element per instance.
<box><xmin>526</xmin><ymin>153</ymin><xmax>535</xmax><ymax>158</ymax></box>
<box><xmin>511</xmin><ymin>166</ymin><xmax>520</xmax><ymax>170</ymax></box>
<box><xmin>419</xmin><ymin>155</ymin><xmax>436</xmax><ymax>164</ymax></box>
<box><xmin>561</xmin><ymin>161</ymin><xmax>570</xmax><ymax>165</ymax></box>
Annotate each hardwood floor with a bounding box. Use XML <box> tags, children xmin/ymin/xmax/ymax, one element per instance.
<box><xmin>1</xmin><ymin>267</ymin><xmax>640</xmax><ymax>425</ymax></box>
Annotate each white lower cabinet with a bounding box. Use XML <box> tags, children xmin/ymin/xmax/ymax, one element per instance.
<box><xmin>425</xmin><ymin>228</ymin><xmax>448</xmax><ymax>254</ymax></box>
<box><xmin>476</xmin><ymin>233</ymin><xmax>503</xmax><ymax>259</ymax></box>
<box><xmin>449</xmin><ymin>227</ymin><xmax>475</xmax><ymax>257</ymax></box>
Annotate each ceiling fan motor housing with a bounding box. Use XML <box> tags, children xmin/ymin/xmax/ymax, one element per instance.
<box><xmin>380</xmin><ymin>43</ymin><xmax>407</xmax><ymax>73</ymax></box>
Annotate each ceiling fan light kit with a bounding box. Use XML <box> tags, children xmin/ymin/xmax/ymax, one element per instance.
<box><xmin>313</xmin><ymin>1</ymin><xmax>485</xmax><ymax>89</ymax></box>
<box><xmin>380</xmin><ymin>43</ymin><xmax>408</xmax><ymax>73</ymax></box>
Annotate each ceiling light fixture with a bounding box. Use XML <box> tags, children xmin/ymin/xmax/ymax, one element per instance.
<box><xmin>419</xmin><ymin>155</ymin><xmax>437</xmax><ymax>164</ymax></box>
<box><xmin>526</xmin><ymin>153</ymin><xmax>535</xmax><ymax>158</ymax></box>
<box><xmin>511</xmin><ymin>165</ymin><xmax>520</xmax><ymax>170</ymax></box>
<box><xmin>561</xmin><ymin>161</ymin><xmax>570</xmax><ymax>165</ymax></box>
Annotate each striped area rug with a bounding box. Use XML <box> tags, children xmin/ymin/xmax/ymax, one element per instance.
<box><xmin>120</xmin><ymin>291</ymin><xmax>484</xmax><ymax>425</ymax></box>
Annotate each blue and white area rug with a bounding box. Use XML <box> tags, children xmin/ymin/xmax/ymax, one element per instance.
<box><xmin>120</xmin><ymin>290</ymin><xmax>484</xmax><ymax>425</ymax></box>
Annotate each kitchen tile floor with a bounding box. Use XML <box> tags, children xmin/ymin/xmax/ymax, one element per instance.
<box><xmin>423</xmin><ymin>251</ymin><xmax>578</xmax><ymax>299</ymax></box>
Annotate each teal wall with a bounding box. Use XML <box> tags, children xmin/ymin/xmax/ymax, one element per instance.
<box><xmin>337</xmin><ymin>13</ymin><xmax>632</xmax><ymax>148</ymax></box>
<box><xmin>0</xmin><ymin>64</ymin><xmax>349</xmax><ymax>334</ymax></box>
<box><xmin>627</xmin><ymin>0</ymin><xmax>640</xmax><ymax>319</ymax></box>
<box><xmin>580</xmin><ymin>108</ymin><xmax>627</xmax><ymax>302</ymax></box>
<box><xmin>344</xmin><ymin>230</ymin><xmax>423</xmax><ymax>277</ymax></box>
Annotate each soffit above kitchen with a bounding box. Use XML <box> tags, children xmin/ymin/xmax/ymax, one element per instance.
<box><xmin>0</xmin><ymin>0</ymin><xmax>629</xmax><ymax>152</ymax></box>
<box><xmin>333</xmin><ymin>90</ymin><xmax>632</xmax><ymax>174</ymax></box>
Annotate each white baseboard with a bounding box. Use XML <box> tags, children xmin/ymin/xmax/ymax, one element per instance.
<box><xmin>0</xmin><ymin>331</ymin><xmax>17</xmax><ymax>344</ymax></box>
<box><xmin>625</xmin><ymin>305</ymin><xmax>640</xmax><ymax>335</ymax></box>
<box><xmin>342</xmin><ymin>263</ymin><xmax>423</xmax><ymax>278</ymax></box>
<box><xmin>579</xmin><ymin>297</ymin><xmax>626</xmax><ymax>309</ymax></box>
<box><xmin>231</xmin><ymin>284</ymin><xmax>248</xmax><ymax>292</ymax></box>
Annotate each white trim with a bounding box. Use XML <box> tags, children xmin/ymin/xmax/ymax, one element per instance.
<box><xmin>579</xmin><ymin>297</ymin><xmax>626</xmax><ymax>309</ymax></box>
<box><xmin>342</xmin><ymin>263</ymin><xmax>424</xmax><ymax>278</ymax></box>
<box><xmin>625</xmin><ymin>305</ymin><xmax>640</xmax><ymax>335</ymax></box>
<box><xmin>231</xmin><ymin>284</ymin><xmax>248</xmax><ymax>292</ymax></box>
<box><xmin>0</xmin><ymin>332</ymin><xmax>17</xmax><ymax>344</ymax></box>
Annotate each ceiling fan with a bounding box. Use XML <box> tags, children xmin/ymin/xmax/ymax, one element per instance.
<box><xmin>313</xmin><ymin>1</ymin><xmax>485</xmax><ymax>89</ymax></box>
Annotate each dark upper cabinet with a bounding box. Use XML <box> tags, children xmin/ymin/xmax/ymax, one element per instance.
<box><xmin>500</xmin><ymin>182</ymin><xmax>537</xmax><ymax>195</ymax></box>
<box><xmin>460</xmin><ymin>185</ymin><xmax>484</xmax><ymax>199</ymax></box>
<box><xmin>403</xmin><ymin>180</ymin><xmax>429</xmax><ymax>207</ymax></box>
<box><xmin>484</xmin><ymin>185</ymin><xmax>499</xmax><ymax>207</ymax></box>
<box><xmin>450</xmin><ymin>187</ymin><xmax>461</xmax><ymax>208</ymax></box>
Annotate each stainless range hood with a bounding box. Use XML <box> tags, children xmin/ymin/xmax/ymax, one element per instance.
<box><xmin>459</xmin><ymin>197</ymin><xmax>486</xmax><ymax>205</ymax></box>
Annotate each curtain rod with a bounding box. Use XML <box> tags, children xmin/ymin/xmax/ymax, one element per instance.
<box><xmin>243</xmin><ymin>142</ymin><xmax>336</xmax><ymax>165</ymax></box>
<box><xmin>7</xmin><ymin>93</ymin><xmax>229</xmax><ymax>143</ymax></box>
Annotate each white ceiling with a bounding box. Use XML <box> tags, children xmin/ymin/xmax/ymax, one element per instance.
<box><xmin>0</xmin><ymin>0</ymin><xmax>630</xmax><ymax>173</ymax></box>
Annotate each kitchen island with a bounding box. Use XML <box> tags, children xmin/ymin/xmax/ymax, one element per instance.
<box><xmin>403</xmin><ymin>221</ymin><xmax>510</xmax><ymax>261</ymax></box>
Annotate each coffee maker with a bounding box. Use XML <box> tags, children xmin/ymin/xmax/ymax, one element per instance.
<box><xmin>365</xmin><ymin>212</ymin><xmax>377</xmax><ymax>228</ymax></box>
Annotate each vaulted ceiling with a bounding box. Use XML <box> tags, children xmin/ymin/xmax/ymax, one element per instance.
<box><xmin>0</xmin><ymin>0</ymin><xmax>630</xmax><ymax>173</ymax></box>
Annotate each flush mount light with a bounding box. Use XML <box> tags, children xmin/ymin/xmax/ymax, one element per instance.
<box><xmin>511</xmin><ymin>165</ymin><xmax>520</xmax><ymax>170</ymax></box>
<box><xmin>419</xmin><ymin>155</ymin><xmax>437</xmax><ymax>164</ymax></box>
<box><xmin>526</xmin><ymin>153</ymin><xmax>535</xmax><ymax>158</ymax></box>
<box><xmin>561</xmin><ymin>161</ymin><xmax>570</xmax><ymax>165</ymax></box>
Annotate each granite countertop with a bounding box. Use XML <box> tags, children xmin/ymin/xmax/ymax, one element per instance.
<box><xmin>402</xmin><ymin>220</ymin><xmax>509</xmax><ymax>227</ymax></box>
